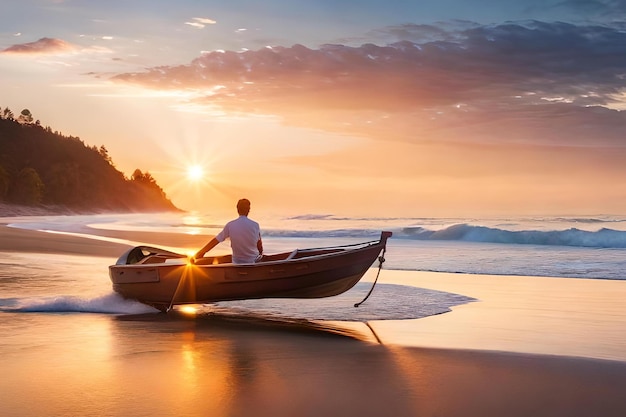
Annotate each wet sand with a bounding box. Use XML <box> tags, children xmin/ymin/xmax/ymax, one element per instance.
<box><xmin>2</xmin><ymin>223</ymin><xmax>626</xmax><ymax>416</ymax></box>
<box><xmin>0</xmin><ymin>222</ymin><xmax>132</xmax><ymax>257</ymax></box>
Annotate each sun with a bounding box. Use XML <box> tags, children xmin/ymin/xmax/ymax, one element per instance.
<box><xmin>186</xmin><ymin>165</ymin><xmax>204</xmax><ymax>181</ymax></box>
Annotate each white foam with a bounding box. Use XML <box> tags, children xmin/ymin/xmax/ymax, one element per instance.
<box><xmin>208</xmin><ymin>283</ymin><xmax>475</xmax><ymax>322</ymax></box>
<box><xmin>10</xmin><ymin>292</ymin><xmax>158</xmax><ymax>314</ymax></box>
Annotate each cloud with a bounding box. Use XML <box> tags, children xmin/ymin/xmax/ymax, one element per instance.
<box><xmin>554</xmin><ymin>0</ymin><xmax>626</xmax><ymax>18</ymax></box>
<box><xmin>185</xmin><ymin>22</ymin><xmax>205</xmax><ymax>29</ymax></box>
<box><xmin>1</xmin><ymin>37</ymin><xmax>76</xmax><ymax>55</ymax></box>
<box><xmin>185</xmin><ymin>17</ymin><xmax>217</xmax><ymax>29</ymax></box>
<box><xmin>193</xmin><ymin>17</ymin><xmax>217</xmax><ymax>25</ymax></box>
<box><xmin>111</xmin><ymin>21</ymin><xmax>626</xmax><ymax>151</ymax></box>
<box><xmin>362</xmin><ymin>20</ymin><xmax>479</xmax><ymax>44</ymax></box>
<box><xmin>2</xmin><ymin>36</ymin><xmax>116</xmax><ymax>56</ymax></box>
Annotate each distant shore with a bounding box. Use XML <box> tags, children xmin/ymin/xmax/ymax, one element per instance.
<box><xmin>0</xmin><ymin>202</ymin><xmax>79</xmax><ymax>217</ymax></box>
<box><xmin>0</xmin><ymin>220</ymin><xmax>132</xmax><ymax>257</ymax></box>
<box><xmin>0</xmin><ymin>213</ymin><xmax>208</xmax><ymax>257</ymax></box>
<box><xmin>0</xmin><ymin>202</ymin><xmax>184</xmax><ymax>218</ymax></box>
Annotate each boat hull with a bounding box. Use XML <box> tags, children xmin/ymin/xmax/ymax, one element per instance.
<box><xmin>109</xmin><ymin>232</ymin><xmax>391</xmax><ymax>310</ymax></box>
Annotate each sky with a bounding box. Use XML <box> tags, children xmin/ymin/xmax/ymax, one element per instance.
<box><xmin>1</xmin><ymin>0</ymin><xmax>626</xmax><ymax>218</ymax></box>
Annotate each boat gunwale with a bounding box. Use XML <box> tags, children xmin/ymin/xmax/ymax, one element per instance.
<box><xmin>109</xmin><ymin>237</ymin><xmax>386</xmax><ymax>271</ymax></box>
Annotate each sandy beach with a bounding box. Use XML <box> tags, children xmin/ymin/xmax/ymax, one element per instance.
<box><xmin>2</xmin><ymin>222</ymin><xmax>626</xmax><ymax>416</ymax></box>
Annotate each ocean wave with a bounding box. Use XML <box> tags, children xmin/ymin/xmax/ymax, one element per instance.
<box><xmin>8</xmin><ymin>212</ymin><xmax>626</xmax><ymax>249</ymax></box>
<box><xmin>397</xmin><ymin>224</ymin><xmax>626</xmax><ymax>248</ymax></box>
<box><xmin>260</xmin><ymin>223</ymin><xmax>626</xmax><ymax>248</ymax></box>
<box><xmin>1</xmin><ymin>293</ymin><xmax>158</xmax><ymax>314</ymax></box>
<box><xmin>287</xmin><ymin>214</ymin><xmax>338</xmax><ymax>221</ymax></box>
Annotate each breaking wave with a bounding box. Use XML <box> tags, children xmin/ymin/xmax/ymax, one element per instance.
<box><xmin>259</xmin><ymin>223</ymin><xmax>626</xmax><ymax>248</ymax></box>
<box><xmin>1</xmin><ymin>293</ymin><xmax>158</xmax><ymax>314</ymax></box>
<box><xmin>397</xmin><ymin>224</ymin><xmax>626</xmax><ymax>248</ymax></box>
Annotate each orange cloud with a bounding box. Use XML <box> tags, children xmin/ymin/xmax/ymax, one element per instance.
<box><xmin>1</xmin><ymin>37</ymin><xmax>76</xmax><ymax>55</ymax></box>
<box><xmin>111</xmin><ymin>21</ymin><xmax>626</xmax><ymax>150</ymax></box>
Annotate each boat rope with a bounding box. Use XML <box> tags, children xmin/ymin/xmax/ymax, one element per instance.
<box><xmin>354</xmin><ymin>246</ymin><xmax>387</xmax><ymax>308</ymax></box>
<box><xmin>166</xmin><ymin>274</ymin><xmax>187</xmax><ymax>313</ymax></box>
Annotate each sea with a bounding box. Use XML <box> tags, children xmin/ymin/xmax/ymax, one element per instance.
<box><xmin>2</xmin><ymin>211</ymin><xmax>626</xmax><ymax>319</ymax></box>
<box><xmin>7</xmin><ymin>211</ymin><xmax>626</xmax><ymax>278</ymax></box>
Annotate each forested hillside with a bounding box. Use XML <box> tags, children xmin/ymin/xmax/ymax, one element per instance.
<box><xmin>0</xmin><ymin>107</ymin><xmax>179</xmax><ymax>212</ymax></box>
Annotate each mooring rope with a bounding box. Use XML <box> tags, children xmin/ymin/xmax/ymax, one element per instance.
<box><xmin>166</xmin><ymin>263</ymin><xmax>191</xmax><ymax>312</ymax></box>
<box><xmin>354</xmin><ymin>245</ymin><xmax>387</xmax><ymax>308</ymax></box>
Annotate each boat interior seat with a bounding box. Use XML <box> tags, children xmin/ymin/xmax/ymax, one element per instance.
<box><xmin>140</xmin><ymin>255</ymin><xmax>169</xmax><ymax>264</ymax></box>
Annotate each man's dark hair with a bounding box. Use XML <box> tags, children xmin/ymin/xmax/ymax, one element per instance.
<box><xmin>237</xmin><ymin>198</ymin><xmax>251</xmax><ymax>215</ymax></box>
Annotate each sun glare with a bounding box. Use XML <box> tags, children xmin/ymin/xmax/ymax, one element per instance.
<box><xmin>187</xmin><ymin>165</ymin><xmax>204</xmax><ymax>181</ymax></box>
<box><xmin>179</xmin><ymin>305</ymin><xmax>198</xmax><ymax>315</ymax></box>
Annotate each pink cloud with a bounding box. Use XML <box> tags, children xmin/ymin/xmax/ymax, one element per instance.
<box><xmin>1</xmin><ymin>37</ymin><xmax>76</xmax><ymax>55</ymax></box>
<box><xmin>111</xmin><ymin>21</ymin><xmax>626</xmax><ymax>152</ymax></box>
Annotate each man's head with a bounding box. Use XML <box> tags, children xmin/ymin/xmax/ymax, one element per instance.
<box><xmin>237</xmin><ymin>198</ymin><xmax>251</xmax><ymax>216</ymax></box>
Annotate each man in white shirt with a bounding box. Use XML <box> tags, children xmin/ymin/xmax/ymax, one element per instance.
<box><xmin>194</xmin><ymin>198</ymin><xmax>263</xmax><ymax>264</ymax></box>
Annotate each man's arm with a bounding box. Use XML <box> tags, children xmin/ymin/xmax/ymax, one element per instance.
<box><xmin>195</xmin><ymin>237</ymin><xmax>219</xmax><ymax>259</ymax></box>
<box><xmin>257</xmin><ymin>236</ymin><xmax>263</xmax><ymax>255</ymax></box>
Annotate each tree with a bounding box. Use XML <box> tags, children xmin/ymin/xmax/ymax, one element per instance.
<box><xmin>18</xmin><ymin>109</ymin><xmax>34</xmax><ymax>124</ymax></box>
<box><xmin>98</xmin><ymin>145</ymin><xmax>114</xmax><ymax>166</ymax></box>
<box><xmin>131</xmin><ymin>168</ymin><xmax>168</xmax><ymax>200</ymax></box>
<box><xmin>131</xmin><ymin>169</ymin><xmax>157</xmax><ymax>185</ymax></box>
<box><xmin>44</xmin><ymin>162</ymin><xmax>81</xmax><ymax>204</ymax></box>
<box><xmin>11</xmin><ymin>167</ymin><xmax>44</xmax><ymax>205</ymax></box>
<box><xmin>0</xmin><ymin>165</ymin><xmax>9</xmax><ymax>201</ymax></box>
<box><xmin>0</xmin><ymin>114</ymin><xmax>179</xmax><ymax>211</ymax></box>
<box><xmin>2</xmin><ymin>107</ymin><xmax>14</xmax><ymax>120</ymax></box>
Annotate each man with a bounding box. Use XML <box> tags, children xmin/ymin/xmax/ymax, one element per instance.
<box><xmin>194</xmin><ymin>198</ymin><xmax>263</xmax><ymax>264</ymax></box>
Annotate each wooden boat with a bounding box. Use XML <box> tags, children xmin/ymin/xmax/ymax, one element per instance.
<box><xmin>109</xmin><ymin>231</ymin><xmax>392</xmax><ymax>312</ymax></box>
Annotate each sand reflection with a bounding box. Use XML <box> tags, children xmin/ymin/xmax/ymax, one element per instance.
<box><xmin>109</xmin><ymin>311</ymin><xmax>419</xmax><ymax>416</ymax></box>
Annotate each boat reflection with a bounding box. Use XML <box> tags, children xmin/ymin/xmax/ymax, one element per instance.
<box><xmin>114</xmin><ymin>307</ymin><xmax>377</xmax><ymax>343</ymax></box>
<box><xmin>110</xmin><ymin>309</ymin><xmax>418</xmax><ymax>417</ymax></box>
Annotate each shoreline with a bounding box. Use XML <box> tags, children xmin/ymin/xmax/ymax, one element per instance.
<box><xmin>0</xmin><ymin>203</ymin><xmax>78</xmax><ymax>217</ymax></box>
<box><xmin>0</xmin><ymin>222</ymin><xmax>132</xmax><ymax>257</ymax></box>
<box><xmin>0</xmin><ymin>214</ymin><xmax>206</xmax><ymax>257</ymax></box>
<box><xmin>0</xmin><ymin>202</ymin><xmax>185</xmax><ymax>222</ymax></box>
<box><xmin>2</xmin><ymin>222</ymin><xmax>626</xmax><ymax>363</ymax></box>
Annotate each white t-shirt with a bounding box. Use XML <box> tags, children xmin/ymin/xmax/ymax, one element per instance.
<box><xmin>215</xmin><ymin>215</ymin><xmax>262</xmax><ymax>264</ymax></box>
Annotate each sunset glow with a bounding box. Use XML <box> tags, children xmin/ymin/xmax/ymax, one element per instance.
<box><xmin>187</xmin><ymin>165</ymin><xmax>204</xmax><ymax>182</ymax></box>
<box><xmin>1</xmin><ymin>2</ymin><xmax>625</xmax><ymax>216</ymax></box>
<box><xmin>179</xmin><ymin>305</ymin><xmax>198</xmax><ymax>316</ymax></box>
